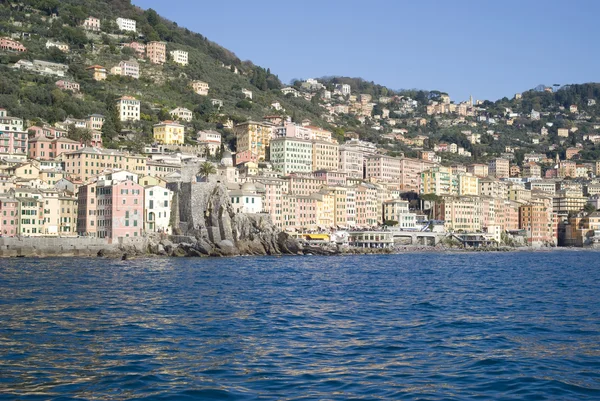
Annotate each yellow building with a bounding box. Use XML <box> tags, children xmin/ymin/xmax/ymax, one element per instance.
<box><xmin>437</xmin><ymin>195</ymin><xmax>482</xmax><ymax>232</ymax></box>
<box><xmin>59</xmin><ymin>195</ymin><xmax>78</xmax><ymax>236</ymax></box>
<box><xmin>312</xmin><ymin>190</ymin><xmax>335</xmax><ymax>228</ymax></box>
<box><xmin>458</xmin><ymin>173</ymin><xmax>479</xmax><ymax>196</ymax></box>
<box><xmin>421</xmin><ymin>166</ymin><xmax>457</xmax><ymax>196</ymax></box>
<box><xmin>139</xmin><ymin>175</ymin><xmax>168</xmax><ymax>188</ymax></box>
<box><xmin>234</xmin><ymin>121</ymin><xmax>273</xmax><ymax>165</ymax></box>
<box><xmin>62</xmin><ymin>148</ymin><xmax>147</xmax><ymax>183</ymax></box>
<box><xmin>153</xmin><ymin>121</ymin><xmax>185</xmax><ymax>145</ymax></box>
<box><xmin>312</xmin><ymin>140</ymin><xmax>339</xmax><ymax>171</ymax></box>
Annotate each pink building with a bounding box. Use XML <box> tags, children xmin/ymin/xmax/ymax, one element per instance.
<box><xmin>146</xmin><ymin>41</ymin><xmax>166</xmax><ymax>64</ymax></box>
<box><xmin>0</xmin><ymin>197</ymin><xmax>19</xmax><ymax>237</ymax></box>
<box><xmin>123</xmin><ymin>41</ymin><xmax>146</xmax><ymax>58</ymax></box>
<box><xmin>235</xmin><ymin>149</ymin><xmax>256</xmax><ymax>165</ymax></box>
<box><xmin>0</xmin><ymin>129</ymin><xmax>27</xmax><ymax>155</ymax></box>
<box><xmin>82</xmin><ymin>16</ymin><xmax>101</xmax><ymax>31</ymax></box>
<box><xmin>86</xmin><ymin>114</ymin><xmax>104</xmax><ymax>131</ymax></box>
<box><xmin>313</xmin><ymin>170</ymin><xmax>347</xmax><ymax>187</ymax></box>
<box><xmin>0</xmin><ymin>37</ymin><xmax>26</xmax><ymax>52</ymax></box>
<box><xmin>28</xmin><ymin>137</ymin><xmax>83</xmax><ymax>160</ymax></box>
<box><xmin>96</xmin><ymin>177</ymin><xmax>144</xmax><ymax>240</ymax></box>
<box><xmin>55</xmin><ymin>80</ymin><xmax>80</xmax><ymax>92</ymax></box>
<box><xmin>90</xmin><ymin>130</ymin><xmax>103</xmax><ymax>148</ymax></box>
<box><xmin>28</xmin><ymin>125</ymin><xmax>65</xmax><ymax>139</ymax></box>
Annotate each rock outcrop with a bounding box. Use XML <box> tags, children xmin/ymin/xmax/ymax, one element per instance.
<box><xmin>159</xmin><ymin>179</ymin><xmax>302</xmax><ymax>257</ymax></box>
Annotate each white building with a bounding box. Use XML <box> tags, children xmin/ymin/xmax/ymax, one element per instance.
<box><xmin>45</xmin><ymin>40</ymin><xmax>69</xmax><ymax>52</ymax></box>
<box><xmin>116</xmin><ymin>17</ymin><xmax>136</xmax><ymax>32</ymax></box>
<box><xmin>229</xmin><ymin>182</ymin><xmax>263</xmax><ymax>214</ymax></box>
<box><xmin>112</xmin><ymin>59</ymin><xmax>139</xmax><ymax>79</ymax></box>
<box><xmin>383</xmin><ymin>199</ymin><xmax>417</xmax><ymax>229</ymax></box>
<box><xmin>170</xmin><ymin>50</ymin><xmax>188</xmax><ymax>66</ymax></box>
<box><xmin>281</xmin><ymin>87</ymin><xmax>300</xmax><ymax>97</ymax></box>
<box><xmin>197</xmin><ymin>130</ymin><xmax>221</xmax><ymax>155</ymax></box>
<box><xmin>144</xmin><ymin>185</ymin><xmax>173</xmax><ymax>233</ymax></box>
<box><xmin>116</xmin><ymin>96</ymin><xmax>140</xmax><ymax>122</ymax></box>
<box><xmin>191</xmin><ymin>80</ymin><xmax>209</xmax><ymax>96</ymax></box>
<box><xmin>170</xmin><ymin>107</ymin><xmax>193</xmax><ymax>122</ymax></box>
<box><xmin>334</xmin><ymin>83</ymin><xmax>351</xmax><ymax>96</ymax></box>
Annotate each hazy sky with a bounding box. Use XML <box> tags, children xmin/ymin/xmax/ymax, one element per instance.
<box><xmin>132</xmin><ymin>0</ymin><xmax>599</xmax><ymax>102</ymax></box>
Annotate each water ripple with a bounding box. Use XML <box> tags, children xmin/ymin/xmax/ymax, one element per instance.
<box><xmin>0</xmin><ymin>252</ymin><xmax>599</xmax><ymax>400</ymax></box>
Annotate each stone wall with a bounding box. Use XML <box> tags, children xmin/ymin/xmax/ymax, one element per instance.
<box><xmin>0</xmin><ymin>236</ymin><xmax>149</xmax><ymax>257</ymax></box>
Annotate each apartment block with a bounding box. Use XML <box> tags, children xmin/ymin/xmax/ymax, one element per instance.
<box><xmin>234</xmin><ymin>121</ymin><xmax>273</xmax><ymax>165</ymax></box>
<box><xmin>270</xmin><ymin>137</ymin><xmax>313</xmax><ymax>175</ymax></box>
<box><xmin>116</xmin><ymin>96</ymin><xmax>140</xmax><ymax>121</ymax></box>
<box><xmin>146</xmin><ymin>41</ymin><xmax>166</xmax><ymax>64</ymax></box>
<box><xmin>488</xmin><ymin>158</ymin><xmax>510</xmax><ymax>178</ymax></box>
<box><xmin>116</xmin><ymin>17</ymin><xmax>136</xmax><ymax>32</ymax></box>
<box><xmin>153</xmin><ymin>121</ymin><xmax>185</xmax><ymax>145</ymax></box>
<box><xmin>312</xmin><ymin>140</ymin><xmax>339</xmax><ymax>171</ymax></box>
<box><xmin>170</xmin><ymin>50</ymin><xmax>188</xmax><ymax>66</ymax></box>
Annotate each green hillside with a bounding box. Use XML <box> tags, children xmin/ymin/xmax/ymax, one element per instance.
<box><xmin>0</xmin><ymin>0</ymin><xmax>329</xmax><ymax>150</ymax></box>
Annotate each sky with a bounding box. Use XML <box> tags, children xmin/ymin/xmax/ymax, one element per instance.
<box><xmin>132</xmin><ymin>0</ymin><xmax>600</xmax><ymax>102</ymax></box>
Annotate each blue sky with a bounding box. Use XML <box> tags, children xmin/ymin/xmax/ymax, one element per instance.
<box><xmin>132</xmin><ymin>0</ymin><xmax>599</xmax><ymax>102</ymax></box>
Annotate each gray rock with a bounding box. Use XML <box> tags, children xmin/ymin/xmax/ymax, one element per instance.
<box><xmin>163</xmin><ymin>179</ymin><xmax>300</xmax><ymax>258</ymax></box>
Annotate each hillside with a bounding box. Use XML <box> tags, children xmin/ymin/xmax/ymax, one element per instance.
<box><xmin>1</xmin><ymin>0</ymin><xmax>600</xmax><ymax>167</ymax></box>
<box><xmin>0</xmin><ymin>0</ymin><xmax>330</xmax><ymax>149</ymax></box>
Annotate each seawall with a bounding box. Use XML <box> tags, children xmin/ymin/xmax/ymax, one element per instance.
<box><xmin>0</xmin><ymin>237</ymin><xmax>148</xmax><ymax>258</ymax></box>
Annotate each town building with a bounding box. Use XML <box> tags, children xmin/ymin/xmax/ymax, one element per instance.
<box><xmin>45</xmin><ymin>40</ymin><xmax>69</xmax><ymax>52</ymax></box>
<box><xmin>170</xmin><ymin>50</ymin><xmax>188</xmax><ymax>66</ymax></box>
<box><xmin>0</xmin><ymin>109</ymin><xmax>27</xmax><ymax>156</ymax></box>
<box><xmin>144</xmin><ymin>185</ymin><xmax>173</xmax><ymax>233</ymax></box>
<box><xmin>146</xmin><ymin>41</ymin><xmax>166</xmax><ymax>64</ymax></box>
<box><xmin>169</xmin><ymin>107</ymin><xmax>193</xmax><ymax>122</ymax></box>
<box><xmin>467</xmin><ymin>163</ymin><xmax>489</xmax><ymax>178</ymax></box>
<box><xmin>229</xmin><ymin>182</ymin><xmax>263</xmax><ymax>214</ymax></box>
<box><xmin>82</xmin><ymin>16</ymin><xmax>101</xmax><ymax>31</ymax></box>
<box><xmin>63</xmin><ymin>148</ymin><xmax>146</xmax><ymax>182</ymax></box>
<box><xmin>191</xmin><ymin>80</ymin><xmax>209</xmax><ymax>96</ymax></box>
<box><xmin>123</xmin><ymin>41</ymin><xmax>146</xmax><ymax>58</ymax></box>
<box><xmin>488</xmin><ymin>158</ymin><xmax>510</xmax><ymax>178</ymax></box>
<box><xmin>95</xmin><ymin>172</ymin><xmax>144</xmax><ymax>240</ymax></box>
<box><xmin>197</xmin><ymin>130</ymin><xmax>221</xmax><ymax>156</ymax></box>
<box><xmin>520</xmin><ymin>198</ymin><xmax>557</xmax><ymax>246</ymax></box>
<box><xmin>116</xmin><ymin>17</ymin><xmax>136</xmax><ymax>32</ymax></box>
<box><xmin>234</xmin><ymin>121</ymin><xmax>273</xmax><ymax>165</ymax></box>
<box><xmin>270</xmin><ymin>137</ymin><xmax>313</xmax><ymax>175</ymax></box>
<box><xmin>0</xmin><ymin>37</ymin><xmax>27</xmax><ymax>52</ymax></box>
<box><xmin>312</xmin><ymin>140</ymin><xmax>339</xmax><ymax>171</ymax></box>
<box><xmin>55</xmin><ymin>79</ymin><xmax>80</xmax><ymax>92</ymax></box>
<box><xmin>153</xmin><ymin>121</ymin><xmax>185</xmax><ymax>145</ymax></box>
<box><xmin>421</xmin><ymin>166</ymin><xmax>457</xmax><ymax>196</ymax></box>
<box><xmin>86</xmin><ymin>65</ymin><xmax>107</xmax><ymax>81</ymax></box>
<box><xmin>339</xmin><ymin>146</ymin><xmax>364</xmax><ymax>179</ymax></box>
<box><xmin>28</xmin><ymin>137</ymin><xmax>82</xmax><ymax>160</ymax></box>
<box><xmin>113</xmin><ymin>59</ymin><xmax>139</xmax><ymax>79</ymax></box>
<box><xmin>116</xmin><ymin>96</ymin><xmax>140</xmax><ymax>122</ymax></box>
<box><xmin>383</xmin><ymin>199</ymin><xmax>417</xmax><ymax>229</ymax></box>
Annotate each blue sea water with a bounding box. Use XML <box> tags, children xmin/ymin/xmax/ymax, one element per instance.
<box><xmin>0</xmin><ymin>251</ymin><xmax>599</xmax><ymax>400</ymax></box>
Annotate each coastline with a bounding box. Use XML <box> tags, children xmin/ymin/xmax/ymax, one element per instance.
<box><xmin>0</xmin><ymin>235</ymin><xmax>595</xmax><ymax>259</ymax></box>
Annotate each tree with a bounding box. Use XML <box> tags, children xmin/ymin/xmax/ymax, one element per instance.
<box><xmin>198</xmin><ymin>161</ymin><xmax>216</xmax><ymax>180</ymax></box>
<box><xmin>584</xmin><ymin>203</ymin><xmax>597</xmax><ymax>214</ymax></box>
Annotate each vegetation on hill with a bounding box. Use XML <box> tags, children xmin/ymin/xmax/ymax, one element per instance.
<box><xmin>1</xmin><ymin>0</ymin><xmax>600</xmax><ymax>166</ymax></box>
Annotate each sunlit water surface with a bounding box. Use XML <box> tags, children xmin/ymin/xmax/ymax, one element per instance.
<box><xmin>1</xmin><ymin>252</ymin><xmax>599</xmax><ymax>400</ymax></box>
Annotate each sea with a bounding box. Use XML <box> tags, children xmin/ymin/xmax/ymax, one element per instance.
<box><xmin>0</xmin><ymin>251</ymin><xmax>599</xmax><ymax>400</ymax></box>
